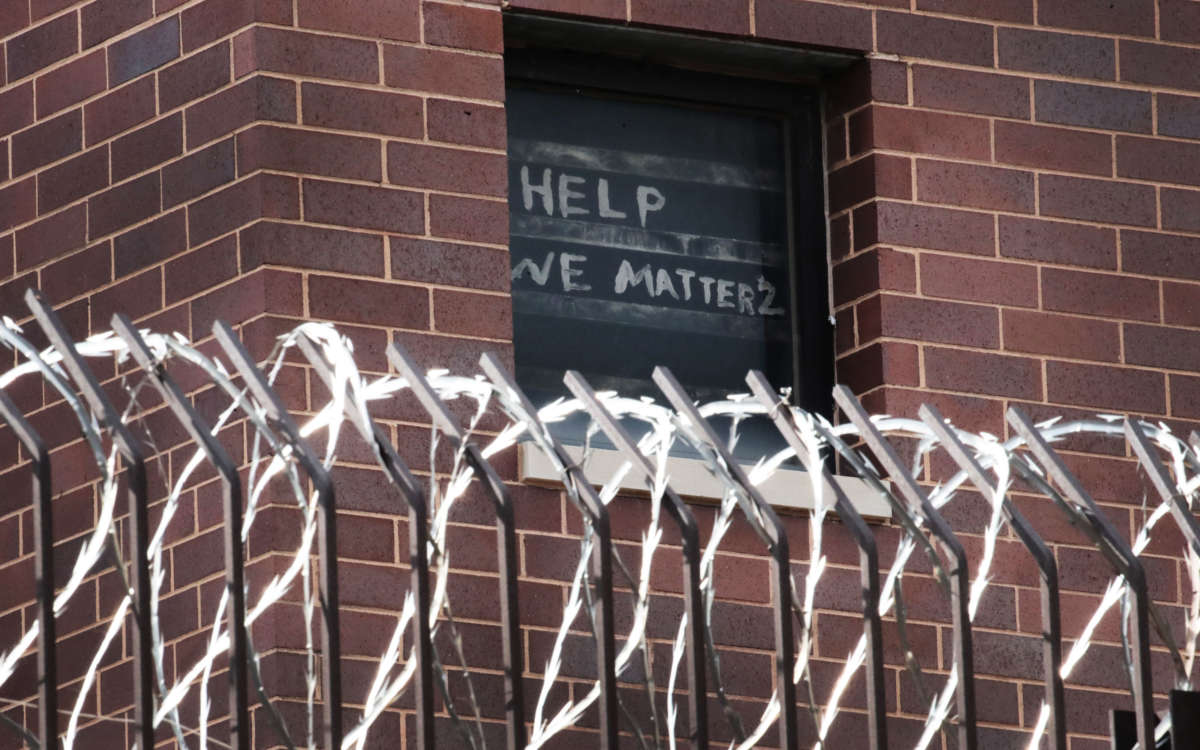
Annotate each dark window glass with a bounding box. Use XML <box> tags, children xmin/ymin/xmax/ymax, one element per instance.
<box><xmin>505</xmin><ymin>57</ymin><xmax>829</xmax><ymax>459</ymax></box>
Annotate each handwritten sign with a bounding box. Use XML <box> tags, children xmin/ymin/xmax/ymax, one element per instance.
<box><xmin>507</xmin><ymin>86</ymin><xmax>795</xmax><ymax>404</ymax></box>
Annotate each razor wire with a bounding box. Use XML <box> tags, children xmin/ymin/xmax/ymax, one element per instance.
<box><xmin>0</xmin><ymin>314</ymin><xmax>1195</xmax><ymax>750</ymax></box>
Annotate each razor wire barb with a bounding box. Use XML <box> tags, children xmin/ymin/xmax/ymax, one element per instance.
<box><xmin>0</xmin><ymin>312</ymin><xmax>1196</xmax><ymax>750</ymax></box>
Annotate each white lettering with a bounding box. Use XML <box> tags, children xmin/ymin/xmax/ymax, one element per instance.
<box><xmin>716</xmin><ymin>279</ymin><xmax>735</xmax><ymax>309</ymax></box>
<box><xmin>520</xmin><ymin>166</ymin><xmax>553</xmax><ymax>215</ymax></box>
<box><xmin>654</xmin><ymin>268</ymin><xmax>679</xmax><ymax>299</ymax></box>
<box><xmin>597</xmin><ymin>178</ymin><xmax>627</xmax><ymax>219</ymax></box>
<box><xmin>698</xmin><ymin>276</ymin><xmax>715</xmax><ymax>304</ymax></box>
<box><xmin>636</xmin><ymin>185</ymin><xmax>665</xmax><ymax>228</ymax></box>
<box><xmin>675</xmin><ymin>268</ymin><xmax>695</xmax><ymax>301</ymax></box>
<box><xmin>558</xmin><ymin>174</ymin><xmax>589</xmax><ymax>218</ymax></box>
<box><xmin>511</xmin><ymin>252</ymin><xmax>555</xmax><ymax>286</ymax></box>
<box><xmin>559</xmin><ymin>253</ymin><xmax>591</xmax><ymax>292</ymax></box>
<box><xmin>737</xmin><ymin>282</ymin><xmax>755</xmax><ymax>314</ymax></box>
<box><xmin>757</xmin><ymin>276</ymin><xmax>784</xmax><ymax>316</ymax></box>
<box><xmin>614</xmin><ymin>260</ymin><xmax>655</xmax><ymax>296</ymax></box>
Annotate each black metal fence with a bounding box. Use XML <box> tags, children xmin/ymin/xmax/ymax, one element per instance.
<box><xmin>4</xmin><ymin>288</ymin><xmax>1200</xmax><ymax>750</ymax></box>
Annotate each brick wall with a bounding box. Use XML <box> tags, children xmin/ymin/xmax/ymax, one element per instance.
<box><xmin>2</xmin><ymin>0</ymin><xmax>1200</xmax><ymax>747</ymax></box>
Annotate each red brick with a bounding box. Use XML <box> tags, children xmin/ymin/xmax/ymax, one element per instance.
<box><xmin>12</xmin><ymin>109</ymin><xmax>81</xmax><ymax>176</ymax></box>
<box><xmin>0</xmin><ymin>83</ymin><xmax>33</xmax><ymax>138</ymax></box>
<box><xmin>424</xmin><ymin>1</ymin><xmax>502</xmax><ymax>53</ymax></box>
<box><xmin>6</xmin><ymin>13</ymin><xmax>77</xmax><ymax>82</ymax></box>
<box><xmin>189</xmin><ymin>268</ymin><xmax>301</xmax><ymax>332</ymax></box>
<box><xmin>296</xmin><ymin>0</ymin><xmax>418</xmax><ymax>41</ymax></box>
<box><xmin>827</xmin><ymin>58</ymin><xmax>908</xmax><ymax>117</ymax></box>
<box><xmin>849</xmin><ymin>106</ymin><xmax>990</xmax><ymax>161</ymax></box>
<box><xmin>301</xmin><ymin>82</ymin><xmax>422</xmax><ymax>138</ymax></box>
<box><xmin>854</xmin><ymin>200</ymin><xmax>995</xmax><ymax>255</ymax></box>
<box><xmin>30</xmin><ymin>0</ymin><xmax>73</xmax><ymax>20</ymax></box>
<box><xmin>234</xmin><ymin>26</ymin><xmax>378</xmax><ymax>83</ymax></box>
<box><xmin>39</xmin><ymin>241</ymin><xmax>110</xmax><ymax>303</ymax></box>
<box><xmin>1125</xmin><ymin>324</ymin><xmax>1200</xmax><ymax>372</ymax></box>
<box><xmin>184</xmin><ymin>75</ymin><xmax>296</xmax><ymax>148</ymax></box>
<box><xmin>383</xmin><ymin>44</ymin><xmax>504</xmax><ymax>101</ymax></box>
<box><xmin>997</xmin><ymin>27</ymin><xmax>1114</xmax><ymax>81</ymax></box>
<box><xmin>994</xmin><ymin>121</ymin><xmax>1110</xmax><ymax>177</ymax></box>
<box><xmin>836</xmin><ymin>341</ymin><xmax>920</xmax><ymax>393</ymax></box>
<box><xmin>998</xmin><ymin>215</ymin><xmax>1116</xmax><ymax>271</ymax></box>
<box><xmin>830</xmin><ymin>212</ymin><xmax>850</xmax><ymax>259</ymax></box>
<box><xmin>833</xmin><ymin>306</ymin><xmax>855</xmax><ymax>352</ymax></box>
<box><xmin>926</xmin><ymin>348</ymin><xmax>1041</xmax><ymax>399</ymax></box>
<box><xmin>84</xmin><ymin>78</ymin><xmax>156</xmax><ymax>146</ymax></box>
<box><xmin>1002</xmin><ymin>310</ymin><xmax>1120</xmax><ymax>362</ymax></box>
<box><xmin>1042</xmin><ymin>268</ymin><xmax>1158</xmax><ymax>322</ymax></box>
<box><xmin>240</xmin><ymin>221</ymin><xmax>384</xmax><ymax>275</ymax></box>
<box><xmin>91</xmin><ymin>266</ymin><xmax>162</xmax><ymax>325</ymax></box>
<box><xmin>1117</xmin><ymin>136</ymin><xmax>1200</xmax><ymax>188</ymax></box>
<box><xmin>921</xmin><ymin>255</ymin><xmax>1038</xmax><ymax>307</ymax></box>
<box><xmin>1120</xmin><ymin>40</ymin><xmax>1200</xmax><ymax>93</ymax></box>
<box><xmin>164</xmin><ymin>235</ymin><xmax>238</xmax><ymax>299</ymax></box>
<box><xmin>876</xmin><ymin>10</ymin><xmax>993</xmax><ymax>67</ymax></box>
<box><xmin>1041</xmin><ymin>0</ymin><xmax>1154</xmax><ymax>37</ymax></box>
<box><xmin>390</xmin><ymin>237</ymin><xmax>507</xmax><ymax>291</ymax></box>
<box><xmin>1121</xmin><ymin>230</ymin><xmax>1200</xmax><ymax>282</ymax></box>
<box><xmin>426</xmin><ymin>98</ymin><xmax>504</xmax><ymax>148</ymax></box>
<box><xmin>308</xmin><ymin>275</ymin><xmax>428</xmax><ymax>329</ymax></box>
<box><xmin>1038</xmin><ymin>174</ymin><xmax>1155</xmax><ymax>227</ymax></box>
<box><xmin>630</xmin><ymin>0</ymin><xmax>749</xmax><ymax>35</ymax></box>
<box><xmin>15</xmin><ymin>204</ymin><xmax>87</xmax><ymax>270</ymax></box>
<box><xmin>859</xmin><ymin>293</ymin><xmax>999</xmax><ymax>348</ymax></box>
<box><xmin>911</xmin><ymin>65</ymin><xmax>1029</xmax><ymax>119</ymax></box>
<box><xmin>1046</xmin><ymin>361</ymin><xmax>1164</xmax><ymax>413</ymax></box>
<box><xmin>35</xmin><ymin>49</ymin><xmax>106</xmax><ymax>119</ymax></box>
<box><xmin>828</xmin><ymin>153</ymin><xmax>910</xmax><ymax>213</ymax></box>
<box><xmin>386</xmin><ymin>141</ymin><xmax>505</xmax><ymax>196</ymax></box>
<box><xmin>113</xmin><ymin>209</ymin><xmax>187</xmax><ymax>276</ymax></box>
<box><xmin>0</xmin><ymin>2</ymin><xmax>27</xmax><ymax>38</ymax></box>
<box><xmin>916</xmin><ymin>0</ymin><xmax>1031</xmax><ymax>23</ymax></box>
<box><xmin>754</xmin><ymin>0</ymin><xmax>872</xmax><ymax>50</ymax></box>
<box><xmin>1162</xmin><ymin>189</ymin><xmax>1200</xmax><ymax>234</ymax></box>
<box><xmin>301</xmin><ymin>179</ymin><xmax>423</xmax><ymax>234</ymax></box>
<box><xmin>237</xmin><ymin>124</ymin><xmax>381</xmax><ymax>181</ymax></box>
<box><xmin>1159</xmin><ymin>94</ymin><xmax>1200</xmax><ymax>141</ymax></box>
<box><xmin>832</xmin><ymin>247</ymin><xmax>916</xmax><ymax>306</ymax></box>
<box><xmin>158</xmin><ymin>41</ymin><xmax>231</xmax><ymax>113</ymax></box>
<box><xmin>108</xmin><ymin>16</ymin><xmax>180</xmax><ymax>85</ymax></box>
<box><xmin>1160</xmin><ymin>0</ymin><xmax>1200</xmax><ymax>45</ymax></box>
<box><xmin>88</xmin><ymin>173</ymin><xmax>161</xmax><ymax>240</ymax></box>
<box><xmin>827</xmin><ymin>119</ymin><xmax>847</xmax><ymax>166</ymax></box>
<box><xmin>429</xmin><ymin>194</ymin><xmax>507</xmax><ymax>244</ymax></box>
<box><xmin>187</xmin><ymin>172</ymin><xmax>298</xmax><ymax>245</ymax></box>
<box><xmin>1164</xmin><ymin>282</ymin><xmax>1200</xmax><ymax>327</ymax></box>
<box><xmin>916</xmin><ymin>159</ymin><xmax>1034</xmax><ymax>213</ymax></box>
<box><xmin>81</xmin><ymin>0</ymin><xmax>152</xmax><ymax>49</ymax></box>
<box><xmin>181</xmin><ymin>0</ymin><xmax>292</xmax><ymax>52</ymax></box>
<box><xmin>111</xmin><ymin>114</ymin><xmax>183</xmax><ymax>181</ymax></box>
<box><xmin>37</xmin><ymin>145</ymin><xmax>109</xmax><ymax>213</ymax></box>
<box><xmin>433</xmin><ymin>289</ymin><xmax>511</xmax><ymax>339</ymax></box>
<box><xmin>866</xmin><ymin>385</ymin><xmax>1004</xmax><ymax>433</ymax></box>
<box><xmin>507</xmin><ymin>0</ymin><xmax>624</xmax><ymax>19</ymax></box>
<box><xmin>162</xmin><ymin>137</ymin><xmax>236</xmax><ymax>208</ymax></box>
<box><xmin>1171</xmin><ymin>374</ymin><xmax>1200</xmax><ymax>418</ymax></box>
<box><xmin>1035</xmin><ymin>80</ymin><xmax>1151</xmax><ymax>134</ymax></box>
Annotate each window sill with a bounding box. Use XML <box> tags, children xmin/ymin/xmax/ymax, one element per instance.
<box><xmin>518</xmin><ymin>442</ymin><xmax>892</xmax><ymax>519</ymax></box>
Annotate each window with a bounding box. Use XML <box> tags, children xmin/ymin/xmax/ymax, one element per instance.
<box><xmin>503</xmin><ymin>20</ymin><xmax>885</xmax><ymax>516</ymax></box>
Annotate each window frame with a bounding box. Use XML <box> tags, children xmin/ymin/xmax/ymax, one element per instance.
<box><xmin>502</xmin><ymin>16</ymin><xmax>888</xmax><ymax>517</ymax></box>
<box><xmin>504</xmin><ymin>45</ymin><xmax>835</xmax><ymax>418</ymax></box>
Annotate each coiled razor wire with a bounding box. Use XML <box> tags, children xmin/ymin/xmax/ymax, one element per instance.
<box><xmin>0</xmin><ymin>317</ymin><xmax>1196</xmax><ymax>750</ymax></box>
